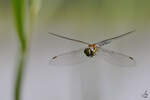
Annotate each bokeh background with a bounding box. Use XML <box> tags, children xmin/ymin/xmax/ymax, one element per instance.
<box><xmin>1</xmin><ymin>0</ymin><xmax>150</xmax><ymax>100</ymax></box>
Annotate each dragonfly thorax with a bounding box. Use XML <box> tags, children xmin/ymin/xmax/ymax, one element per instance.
<box><xmin>84</xmin><ymin>48</ymin><xmax>96</xmax><ymax>57</ymax></box>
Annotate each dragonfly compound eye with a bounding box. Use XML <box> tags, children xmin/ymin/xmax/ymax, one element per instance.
<box><xmin>84</xmin><ymin>48</ymin><xmax>95</xmax><ymax>57</ymax></box>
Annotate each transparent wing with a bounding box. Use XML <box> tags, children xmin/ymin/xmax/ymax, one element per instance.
<box><xmin>48</xmin><ymin>32</ymin><xmax>89</xmax><ymax>45</ymax></box>
<box><xmin>49</xmin><ymin>48</ymin><xmax>89</xmax><ymax>66</ymax></box>
<box><xmin>95</xmin><ymin>30</ymin><xmax>135</xmax><ymax>46</ymax></box>
<box><xmin>97</xmin><ymin>47</ymin><xmax>136</xmax><ymax>66</ymax></box>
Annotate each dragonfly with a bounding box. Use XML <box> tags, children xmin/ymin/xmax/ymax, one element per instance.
<box><xmin>48</xmin><ymin>30</ymin><xmax>136</xmax><ymax>66</ymax></box>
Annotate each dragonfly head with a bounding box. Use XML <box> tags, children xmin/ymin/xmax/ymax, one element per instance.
<box><xmin>84</xmin><ymin>48</ymin><xmax>94</xmax><ymax>57</ymax></box>
<box><xmin>84</xmin><ymin>44</ymin><xmax>98</xmax><ymax>57</ymax></box>
<box><xmin>84</xmin><ymin>47</ymin><xmax>96</xmax><ymax>57</ymax></box>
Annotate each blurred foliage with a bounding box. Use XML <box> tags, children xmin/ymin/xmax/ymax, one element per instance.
<box><xmin>12</xmin><ymin>0</ymin><xmax>41</xmax><ymax>100</ymax></box>
<box><xmin>12</xmin><ymin>0</ymin><xmax>26</xmax><ymax>100</ymax></box>
<box><xmin>1</xmin><ymin>0</ymin><xmax>150</xmax><ymax>23</ymax></box>
<box><xmin>12</xmin><ymin>0</ymin><xmax>26</xmax><ymax>51</ymax></box>
<box><xmin>38</xmin><ymin>0</ymin><xmax>150</xmax><ymax>23</ymax></box>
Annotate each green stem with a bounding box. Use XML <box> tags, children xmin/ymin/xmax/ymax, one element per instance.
<box><xmin>12</xmin><ymin>0</ymin><xmax>27</xmax><ymax>100</ymax></box>
<box><xmin>13</xmin><ymin>0</ymin><xmax>41</xmax><ymax>99</ymax></box>
<box><xmin>14</xmin><ymin>49</ymin><xmax>27</xmax><ymax>100</ymax></box>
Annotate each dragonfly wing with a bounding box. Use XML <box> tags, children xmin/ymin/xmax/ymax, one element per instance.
<box><xmin>97</xmin><ymin>47</ymin><xmax>136</xmax><ymax>66</ymax></box>
<box><xmin>49</xmin><ymin>48</ymin><xmax>89</xmax><ymax>65</ymax></box>
<box><xmin>48</xmin><ymin>32</ymin><xmax>89</xmax><ymax>45</ymax></box>
<box><xmin>95</xmin><ymin>30</ymin><xmax>135</xmax><ymax>46</ymax></box>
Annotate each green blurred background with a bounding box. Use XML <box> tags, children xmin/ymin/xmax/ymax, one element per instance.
<box><xmin>1</xmin><ymin>0</ymin><xmax>150</xmax><ymax>35</ymax></box>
